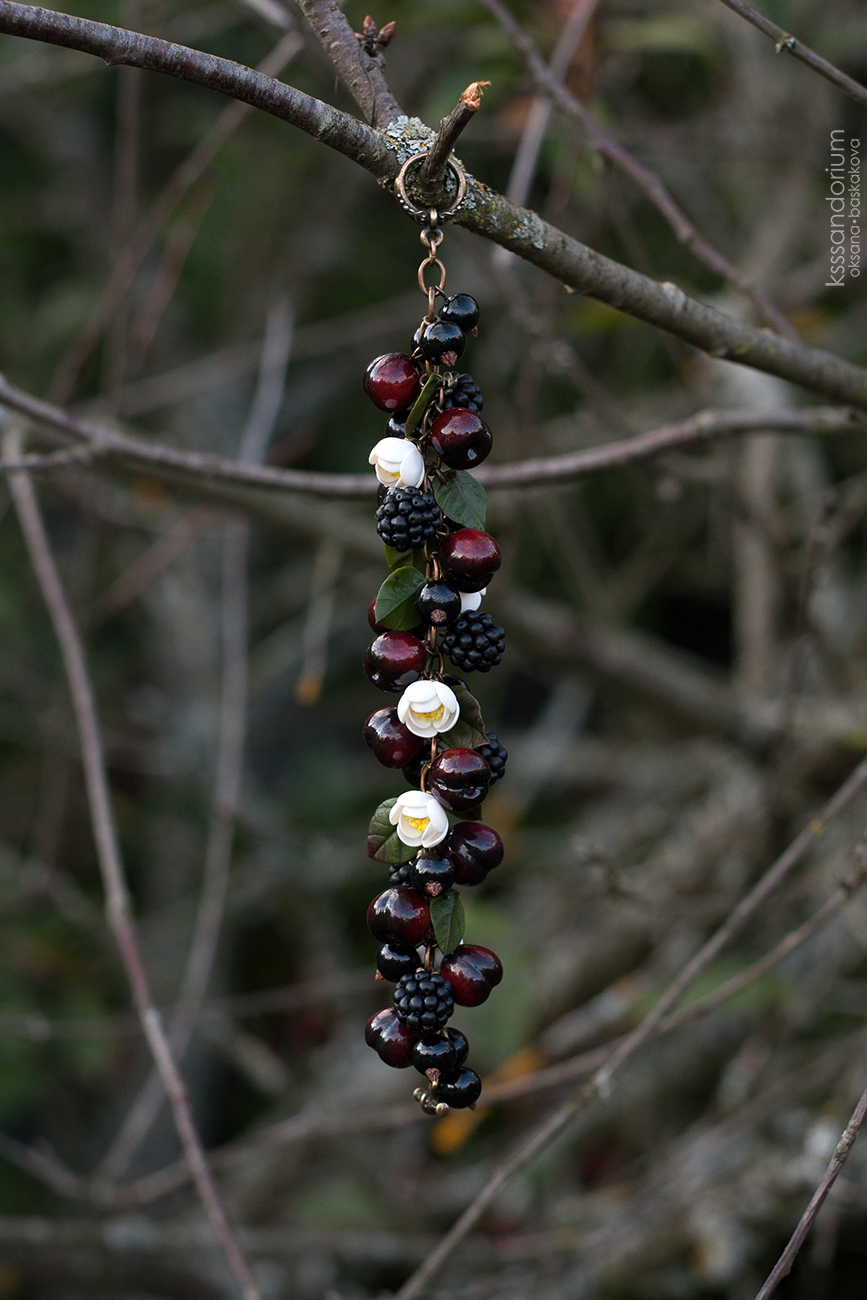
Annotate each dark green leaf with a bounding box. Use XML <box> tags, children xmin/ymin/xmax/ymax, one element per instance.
<box><xmin>430</xmin><ymin>891</ymin><xmax>465</xmax><ymax>955</ymax></box>
<box><xmin>374</xmin><ymin>566</ymin><xmax>426</xmax><ymax>631</ymax></box>
<box><xmin>432</xmin><ymin>470</ymin><xmax>487</xmax><ymax>530</ymax></box>
<box><xmin>384</xmin><ymin>544</ymin><xmax>427</xmax><ymax>574</ymax></box>
<box><xmin>449</xmin><ymin>682</ymin><xmax>487</xmax><ymax>744</ymax></box>
<box><xmin>405</xmin><ymin>372</ymin><xmax>441</xmax><ymax>435</ymax></box>
<box><xmin>440</xmin><ymin>718</ymin><xmax>485</xmax><ymax>749</ymax></box>
<box><xmin>366</xmin><ymin>797</ymin><xmax>416</xmax><ymax>864</ymax></box>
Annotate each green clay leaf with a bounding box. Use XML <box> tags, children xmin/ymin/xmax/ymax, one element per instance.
<box><xmin>405</xmin><ymin>372</ymin><xmax>441</xmax><ymax>436</ymax></box>
<box><xmin>430</xmin><ymin>890</ymin><xmax>465</xmax><ymax>955</ymax></box>
<box><xmin>366</xmin><ymin>797</ymin><xmax>416</xmax><ymax>864</ymax></box>
<box><xmin>432</xmin><ymin>470</ymin><xmax>487</xmax><ymax>530</ymax></box>
<box><xmin>374</xmin><ymin>565</ymin><xmax>426</xmax><ymax>631</ymax></box>
<box><xmin>383</xmin><ymin>544</ymin><xmax>427</xmax><ymax>574</ymax></box>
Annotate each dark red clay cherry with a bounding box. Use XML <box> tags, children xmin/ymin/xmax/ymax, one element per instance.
<box><xmin>363</xmin><ymin>708</ymin><xmax>424</xmax><ymax>769</ymax></box>
<box><xmin>376</xmin><ymin>942</ymin><xmax>419</xmax><ymax>981</ymax></box>
<box><xmin>445</xmin><ymin>1025</ymin><xmax>469</xmax><ymax>1067</ymax></box>
<box><xmin>440</xmin><ymin>944</ymin><xmax>503</xmax><ymax>1007</ymax></box>
<box><xmin>411</xmin><ymin>1033</ymin><xmax>458</xmax><ymax>1078</ymax></box>
<box><xmin>438</xmin><ymin>1065</ymin><xmax>482</xmax><ymax>1108</ymax></box>
<box><xmin>416</xmin><ymin>580</ymin><xmax>461</xmax><ymax>628</ymax></box>
<box><xmin>441</xmin><ymin>294</ymin><xmax>480</xmax><ymax>333</ymax></box>
<box><xmin>429</xmin><ymin>748</ymin><xmax>491</xmax><ymax>813</ymax></box>
<box><xmin>444</xmin><ymin>822</ymin><xmax>504</xmax><ymax>886</ymax></box>
<box><xmin>411</xmin><ymin>852</ymin><xmax>456</xmax><ymax>897</ymax></box>
<box><xmin>418</xmin><ymin>320</ymin><xmax>465</xmax><ymax>367</ymax></box>
<box><xmin>429</xmin><ymin>408</ymin><xmax>493</xmax><ymax>470</ymax></box>
<box><xmin>364</xmin><ymin>353</ymin><xmax>421</xmax><ymax>412</ymax></box>
<box><xmin>363</xmin><ymin>631</ymin><xmax>427</xmax><ymax>691</ymax></box>
<box><xmin>365</xmin><ymin>1007</ymin><xmax>416</xmax><ymax>1067</ymax></box>
<box><xmin>367</xmin><ymin>887</ymin><xmax>430</xmax><ymax>946</ymax></box>
<box><xmin>439</xmin><ymin>529</ymin><xmax>502</xmax><ymax>593</ymax></box>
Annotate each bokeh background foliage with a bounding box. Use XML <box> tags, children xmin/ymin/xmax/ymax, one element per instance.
<box><xmin>2</xmin><ymin>0</ymin><xmax>867</xmax><ymax>1296</ymax></box>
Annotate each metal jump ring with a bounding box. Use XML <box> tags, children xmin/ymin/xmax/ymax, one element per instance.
<box><xmin>394</xmin><ymin>152</ymin><xmax>468</xmax><ymax>224</ymax></box>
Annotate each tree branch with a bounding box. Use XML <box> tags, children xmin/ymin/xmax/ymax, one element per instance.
<box><xmin>419</xmin><ymin>81</ymin><xmax>489</xmax><ymax>201</ymax></box>
<box><xmin>477</xmin><ymin>0</ymin><xmax>797</xmax><ymax>339</ymax></box>
<box><xmin>2</xmin><ymin>426</ymin><xmax>263</xmax><ymax>1300</ymax></box>
<box><xmin>393</xmin><ymin>755</ymin><xmax>867</xmax><ymax>1299</ymax></box>
<box><xmin>4</xmin><ymin>3</ymin><xmax>867</xmax><ymax>403</ymax></box>
<box><xmin>0</xmin><ymin>375</ymin><xmax>860</xmax><ymax>499</ymax></box>
<box><xmin>755</xmin><ymin>1081</ymin><xmax>867</xmax><ymax>1298</ymax></box>
<box><xmin>294</xmin><ymin>0</ymin><xmax>401</xmax><ymax>127</ymax></box>
<box><xmin>717</xmin><ymin>0</ymin><xmax>867</xmax><ymax>110</ymax></box>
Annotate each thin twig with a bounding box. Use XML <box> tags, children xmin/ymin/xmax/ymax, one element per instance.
<box><xmin>717</xmin><ymin>0</ymin><xmax>867</xmax><ymax>110</ymax></box>
<box><xmin>504</xmin><ymin>0</ymin><xmax>598</xmax><ymax>208</ymax></box>
<box><xmin>393</xmin><ymin>755</ymin><xmax>867</xmax><ymax>1299</ymax></box>
<box><xmin>50</xmin><ymin>30</ymin><xmax>302</xmax><ymax>404</ymax></box>
<box><xmin>97</xmin><ymin>303</ymin><xmax>293</xmax><ymax>1181</ymax></box>
<box><xmin>2</xmin><ymin>425</ymin><xmax>262</xmax><ymax>1300</ymax></box>
<box><xmin>755</xmin><ymin>1081</ymin><xmax>867</xmax><ymax>1298</ymax></box>
<box><xmin>295</xmin><ymin>0</ymin><xmax>401</xmax><ymax>128</ymax></box>
<box><xmin>419</xmin><ymin>81</ymin><xmax>489</xmax><ymax>200</ymax></box>
<box><xmin>0</xmin><ymin>376</ymin><xmax>859</xmax><ymax>497</ymax></box>
<box><xmin>8</xmin><ymin>6</ymin><xmax>867</xmax><ymax>398</ymax></box>
<box><xmin>478</xmin><ymin>0</ymin><xmax>797</xmax><ymax>339</ymax></box>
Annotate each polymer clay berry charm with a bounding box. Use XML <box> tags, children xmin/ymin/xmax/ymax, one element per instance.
<box><xmin>361</xmin><ymin>153</ymin><xmax>506</xmax><ymax>1115</ymax></box>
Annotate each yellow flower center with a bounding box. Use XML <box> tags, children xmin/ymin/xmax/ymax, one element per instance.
<box><xmin>413</xmin><ymin>704</ymin><xmax>444</xmax><ymax>724</ymax></box>
<box><xmin>405</xmin><ymin>815</ymin><xmax>430</xmax><ymax>832</ymax></box>
<box><xmin>380</xmin><ymin>467</ymin><xmax>400</xmax><ymax>482</ymax></box>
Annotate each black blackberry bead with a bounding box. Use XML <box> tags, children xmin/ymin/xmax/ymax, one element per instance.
<box><xmin>386</xmin><ymin>410</ymin><xmax>410</xmax><ymax>437</ymax></box>
<box><xmin>445</xmin><ymin>1026</ymin><xmax>469</xmax><ymax>1068</ymax></box>
<box><xmin>376</xmin><ymin>942</ymin><xmax>419</xmax><ymax>981</ymax></box>
<box><xmin>442</xmin><ymin>612</ymin><xmax>505</xmax><ymax>674</ymax></box>
<box><xmin>417</xmin><ymin>320</ymin><xmax>466</xmax><ymax>365</ymax></box>
<box><xmin>375</xmin><ymin>487</ymin><xmax>441</xmax><ymax>551</ymax></box>
<box><xmin>476</xmin><ymin>731</ymin><xmax>507</xmax><ymax>784</ymax></box>
<box><xmin>441</xmin><ymin>294</ymin><xmax>479</xmax><ymax>333</ymax></box>
<box><xmin>411</xmin><ymin>852</ymin><xmax>456</xmax><ymax>897</ymax></box>
<box><xmin>411</xmin><ymin>1033</ymin><xmax>458</xmax><ymax>1077</ymax></box>
<box><xmin>441</xmin><ymin>373</ymin><xmax>483</xmax><ymax>414</ymax></box>
<box><xmin>389</xmin><ymin>861</ymin><xmax>414</xmax><ymax>887</ymax></box>
<box><xmin>393</xmin><ymin>969</ymin><xmax>455</xmax><ymax>1033</ymax></box>
<box><xmin>438</xmin><ymin>1065</ymin><xmax>482</xmax><ymax>1108</ymax></box>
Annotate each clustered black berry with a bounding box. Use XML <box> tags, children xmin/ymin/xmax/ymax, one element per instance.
<box><xmin>375</xmin><ymin>487</ymin><xmax>441</xmax><ymax>551</ymax></box>
<box><xmin>440</xmin><ymin>372</ymin><xmax>484</xmax><ymax>413</ymax></box>
<box><xmin>363</xmin><ymin>254</ymin><xmax>504</xmax><ymax>1115</ymax></box>
<box><xmin>477</xmin><ymin>731</ymin><xmax>507</xmax><ymax>783</ymax></box>
<box><xmin>389</xmin><ymin>861</ymin><xmax>413</xmax><ymax>887</ymax></box>
<box><xmin>442</xmin><ymin>612</ymin><xmax>505</xmax><ymax>673</ymax></box>
<box><xmin>393</xmin><ymin>969</ymin><xmax>454</xmax><ymax>1033</ymax></box>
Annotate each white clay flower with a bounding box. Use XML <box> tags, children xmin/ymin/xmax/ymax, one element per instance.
<box><xmin>397</xmin><ymin>680</ymin><xmax>459</xmax><ymax>738</ymax></box>
<box><xmin>368</xmin><ymin>437</ymin><xmax>425</xmax><ymax>489</ymax></box>
<box><xmin>459</xmin><ymin>588</ymin><xmax>485</xmax><ymax>614</ymax></box>
<box><xmin>389</xmin><ymin>790</ymin><xmax>450</xmax><ymax>848</ymax></box>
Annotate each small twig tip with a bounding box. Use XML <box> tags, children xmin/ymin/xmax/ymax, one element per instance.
<box><xmin>461</xmin><ymin>80</ymin><xmax>490</xmax><ymax>111</ymax></box>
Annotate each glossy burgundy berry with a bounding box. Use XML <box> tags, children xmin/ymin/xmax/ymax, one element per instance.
<box><xmin>363</xmin><ymin>708</ymin><xmax>424</xmax><ymax>769</ymax></box>
<box><xmin>438</xmin><ymin>1065</ymin><xmax>482</xmax><ymax>1108</ymax></box>
<box><xmin>367</xmin><ymin>887</ymin><xmax>430</xmax><ymax>946</ymax></box>
<box><xmin>363</xmin><ymin>631</ymin><xmax>427</xmax><ymax>691</ymax></box>
<box><xmin>445</xmin><ymin>1025</ymin><xmax>469</xmax><ymax>1068</ymax></box>
<box><xmin>417</xmin><ymin>320</ymin><xmax>465</xmax><ymax>367</ymax></box>
<box><xmin>411</xmin><ymin>1033</ymin><xmax>458</xmax><ymax>1078</ymax></box>
<box><xmin>376</xmin><ymin>942</ymin><xmax>419</xmax><ymax>981</ymax></box>
<box><xmin>365</xmin><ymin>1007</ymin><xmax>416</xmax><ymax>1068</ymax></box>
<box><xmin>440</xmin><ymin>944</ymin><xmax>503</xmax><ymax>1007</ymax></box>
<box><xmin>416</xmin><ymin>580</ymin><xmax>461</xmax><ymax>628</ymax></box>
<box><xmin>429</xmin><ymin>748</ymin><xmax>491</xmax><ymax>813</ymax></box>
<box><xmin>441</xmin><ymin>294</ymin><xmax>480</xmax><ymax>333</ymax></box>
<box><xmin>439</xmin><ymin>529</ymin><xmax>502</xmax><ymax>593</ymax></box>
<box><xmin>429</xmin><ymin>408</ymin><xmax>492</xmax><ymax>470</ymax></box>
<box><xmin>364</xmin><ymin>353</ymin><xmax>421</xmax><ymax>412</ymax></box>
<box><xmin>411</xmin><ymin>852</ymin><xmax>455</xmax><ymax>897</ymax></box>
<box><xmin>445</xmin><ymin>822</ymin><xmax>504</xmax><ymax>886</ymax></box>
